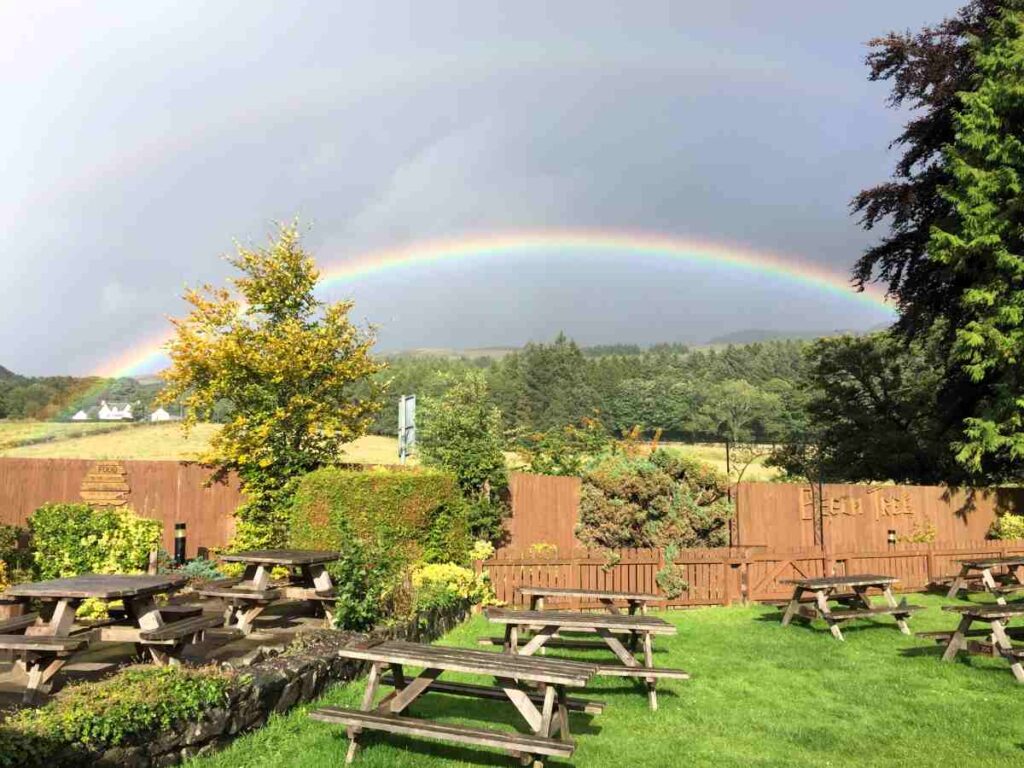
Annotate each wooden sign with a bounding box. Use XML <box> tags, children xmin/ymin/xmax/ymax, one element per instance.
<box><xmin>79</xmin><ymin>460</ymin><xmax>130</xmax><ymax>507</ymax></box>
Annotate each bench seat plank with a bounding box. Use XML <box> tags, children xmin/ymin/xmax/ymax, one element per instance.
<box><xmin>485</xmin><ymin>608</ymin><xmax>676</xmax><ymax>635</ymax></box>
<box><xmin>592</xmin><ymin>663</ymin><xmax>690</xmax><ymax>679</ymax></box>
<box><xmin>309</xmin><ymin>707</ymin><xmax>574</xmax><ymax>758</ymax></box>
<box><xmin>196</xmin><ymin>578</ymin><xmax>280</xmax><ymax>601</ymax></box>
<box><xmin>825</xmin><ymin>604</ymin><xmax>924</xmax><ymax>620</ymax></box>
<box><xmin>0</xmin><ymin>613</ymin><xmax>38</xmax><ymax>634</ymax></box>
<box><xmin>0</xmin><ymin>634</ymin><xmax>86</xmax><ymax>652</ymax></box>
<box><xmin>139</xmin><ymin>614</ymin><xmax>223</xmax><ymax>642</ymax></box>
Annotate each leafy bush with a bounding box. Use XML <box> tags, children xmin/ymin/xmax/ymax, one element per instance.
<box><xmin>28</xmin><ymin>503</ymin><xmax>162</xmax><ymax>580</ymax></box>
<box><xmin>518</xmin><ymin>416</ymin><xmax>611</xmax><ymax>476</ymax></box>
<box><xmin>0</xmin><ymin>665</ymin><xmax>233</xmax><ymax>767</ymax></box>
<box><xmin>991</xmin><ymin>513</ymin><xmax>1024</xmax><ymax>540</ymax></box>
<box><xmin>0</xmin><ymin>523</ymin><xmax>31</xmax><ymax>583</ymax></box>
<box><xmin>410</xmin><ymin>562</ymin><xmax>497</xmax><ymax>613</ymax></box>
<box><xmin>576</xmin><ymin>449</ymin><xmax>733</xmax><ymax>550</ymax></box>
<box><xmin>172</xmin><ymin>557</ymin><xmax>225</xmax><ymax>584</ymax></box>
<box><xmin>291</xmin><ymin>467</ymin><xmax>471</xmax><ymax>629</ymax></box>
<box><xmin>655</xmin><ymin>545</ymin><xmax>689</xmax><ymax>598</ymax></box>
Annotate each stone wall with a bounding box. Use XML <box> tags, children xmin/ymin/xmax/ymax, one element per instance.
<box><xmin>90</xmin><ymin>604</ymin><xmax>471</xmax><ymax>768</ymax></box>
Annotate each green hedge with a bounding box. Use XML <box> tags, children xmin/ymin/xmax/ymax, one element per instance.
<box><xmin>290</xmin><ymin>467</ymin><xmax>471</xmax><ymax>629</ymax></box>
<box><xmin>290</xmin><ymin>467</ymin><xmax>470</xmax><ymax>564</ymax></box>
<box><xmin>0</xmin><ymin>666</ymin><xmax>232</xmax><ymax>768</ymax></box>
<box><xmin>28</xmin><ymin>503</ymin><xmax>162</xmax><ymax>580</ymax></box>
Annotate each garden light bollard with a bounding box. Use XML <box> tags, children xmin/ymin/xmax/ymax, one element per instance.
<box><xmin>174</xmin><ymin>522</ymin><xmax>187</xmax><ymax>565</ymax></box>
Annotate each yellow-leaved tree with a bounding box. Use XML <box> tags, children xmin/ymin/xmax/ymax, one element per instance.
<box><xmin>159</xmin><ymin>223</ymin><xmax>384</xmax><ymax>548</ymax></box>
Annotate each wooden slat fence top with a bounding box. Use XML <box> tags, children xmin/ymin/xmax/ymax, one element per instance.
<box><xmin>517</xmin><ymin>587</ymin><xmax>660</xmax><ymax>602</ymax></box>
<box><xmin>485</xmin><ymin>608</ymin><xmax>676</xmax><ymax>634</ymax></box>
<box><xmin>780</xmin><ymin>574</ymin><xmax>898</xmax><ymax>589</ymax></box>
<box><xmin>4</xmin><ymin>573</ymin><xmax>186</xmax><ymax>600</ymax></box>
<box><xmin>956</xmin><ymin>556</ymin><xmax>1024</xmax><ymax>568</ymax></box>
<box><xmin>218</xmin><ymin>549</ymin><xmax>340</xmax><ymax>566</ymax></box>
<box><xmin>941</xmin><ymin>603</ymin><xmax>1024</xmax><ymax>618</ymax></box>
<box><xmin>336</xmin><ymin>640</ymin><xmax>596</xmax><ymax>686</ymax></box>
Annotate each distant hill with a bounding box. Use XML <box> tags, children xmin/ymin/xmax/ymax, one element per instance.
<box><xmin>385</xmin><ymin>347</ymin><xmax>519</xmax><ymax>360</ymax></box>
<box><xmin>0</xmin><ymin>365</ymin><xmax>19</xmax><ymax>381</ymax></box>
<box><xmin>704</xmin><ymin>329</ymin><xmax>865</xmax><ymax>345</ymax></box>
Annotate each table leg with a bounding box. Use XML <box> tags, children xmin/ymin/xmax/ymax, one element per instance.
<box><xmin>814</xmin><ymin>589</ymin><xmax>843</xmax><ymax>641</ymax></box>
<box><xmin>519</xmin><ymin>625</ymin><xmax>559</xmax><ymax>656</ymax></box>
<box><xmin>539</xmin><ymin>684</ymin><xmax>556</xmax><ymax>737</ymax></box>
<box><xmin>643</xmin><ymin>631</ymin><xmax>657</xmax><ymax>711</ymax></box>
<box><xmin>989</xmin><ymin>620</ymin><xmax>1024</xmax><ymax>683</ymax></box>
<box><xmin>497</xmin><ymin>676</ymin><xmax>543</xmax><ymax>732</ymax></box>
<box><xmin>346</xmin><ymin>661</ymin><xmax>381</xmax><ymax>764</ymax></box>
<box><xmin>377</xmin><ymin>667</ymin><xmax>442</xmax><ymax>714</ymax></box>
<box><xmin>978</xmin><ymin>568</ymin><xmax>1007</xmax><ymax>605</ymax></box>
<box><xmin>780</xmin><ymin>586</ymin><xmax>804</xmax><ymax>626</ymax></box>
<box><xmin>601</xmin><ymin>598</ymin><xmax>622</xmax><ymax>616</ymax></box>
<box><xmin>947</xmin><ymin>565</ymin><xmax>971</xmax><ymax>599</ymax></box>
<box><xmin>306</xmin><ymin>563</ymin><xmax>334</xmax><ymax>593</ymax></box>
<box><xmin>23</xmin><ymin>655</ymin><xmax>67</xmax><ymax>705</ymax></box>
<box><xmin>881</xmin><ymin>585</ymin><xmax>912</xmax><ymax>635</ymax></box>
<box><xmin>942</xmin><ymin>614</ymin><xmax>974</xmax><ymax>662</ymax></box>
<box><xmin>130</xmin><ymin>595</ymin><xmax>179</xmax><ymax>666</ymax></box>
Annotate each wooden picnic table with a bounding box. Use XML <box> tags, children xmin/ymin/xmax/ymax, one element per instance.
<box><xmin>945</xmin><ymin>556</ymin><xmax>1024</xmax><ymax>604</ymax></box>
<box><xmin>486</xmin><ymin>607</ymin><xmax>687</xmax><ymax>711</ymax></box>
<box><xmin>308</xmin><ymin>639</ymin><xmax>599</xmax><ymax>766</ymax></box>
<box><xmin>1</xmin><ymin>573</ymin><xmax>218</xmax><ymax>703</ymax></box>
<box><xmin>924</xmin><ymin>603</ymin><xmax>1024</xmax><ymax>682</ymax></box>
<box><xmin>779</xmin><ymin>574</ymin><xmax>922</xmax><ymax>641</ymax></box>
<box><xmin>197</xmin><ymin>549</ymin><xmax>339</xmax><ymax>634</ymax></box>
<box><xmin>517</xmin><ymin>586</ymin><xmax>659</xmax><ymax>614</ymax></box>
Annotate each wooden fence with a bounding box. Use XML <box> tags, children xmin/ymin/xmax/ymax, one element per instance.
<box><xmin>480</xmin><ymin>540</ymin><xmax>1024</xmax><ymax>608</ymax></box>
<box><xmin>0</xmin><ymin>458</ymin><xmax>241</xmax><ymax>554</ymax></box>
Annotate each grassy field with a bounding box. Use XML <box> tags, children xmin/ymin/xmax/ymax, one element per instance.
<box><xmin>0</xmin><ymin>421</ymin><xmax>780</xmax><ymax>479</ymax></box>
<box><xmin>0</xmin><ymin>423</ymin><xmax>408</xmax><ymax>464</ymax></box>
<box><xmin>187</xmin><ymin>593</ymin><xmax>1022</xmax><ymax>768</ymax></box>
<box><xmin>0</xmin><ymin>421</ymin><xmax>132</xmax><ymax>450</ymax></box>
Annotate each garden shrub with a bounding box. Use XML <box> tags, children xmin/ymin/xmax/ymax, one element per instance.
<box><xmin>576</xmin><ymin>449</ymin><xmax>733</xmax><ymax>551</ymax></box>
<box><xmin>29</xmin><ymin>503</ymin><xmax>162</xmax><ymax>580</ymax></box>
<box><xmin>991</xmin><ymin>513</ymin><xmax>1024</xmax><ymax>540</ymax></box>
<box><xmin>0</xmin><ymin>523</ymin><xmax>31</xmax><ymax>583</ymax></box>
<box><xmin>410</xmin><ymin>562</ymin><xmax>497</xmax><ymax>613</ymax></box>
<box><xmin>290</xmin><ymin>467</ymin><xmax>471</xmax><ymax>629</ymax></box>
<box><xmin>0</xmin><ymin>665</ymin><xmax>233</xmax><ymax>768</ymax></box>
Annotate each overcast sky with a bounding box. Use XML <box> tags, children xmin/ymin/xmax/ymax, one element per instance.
<box><xmin>1</xmin><ymin>0</ymin><xmax>963</xmax><ymax>375</ymax></box>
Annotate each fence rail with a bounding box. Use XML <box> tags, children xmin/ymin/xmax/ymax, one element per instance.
<box><xmin>480</xmin><ymin>540</ymin><xmax>1024</xmax><ymax>608</ymax></box>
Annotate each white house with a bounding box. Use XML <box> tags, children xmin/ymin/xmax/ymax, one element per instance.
<box><xmin>71</xmin><ymin>410</ymin><xmax>90</xmax><ymax>421</ymax></box>
<box><xmin>98</xmin><ymin>401</ymin><xmax>133</xmax><ymax>421</ymax></box>
<box><xmin>149</xmin><ymin>407</ymin><xmax>174</xmax><ymax>422</ymax></box>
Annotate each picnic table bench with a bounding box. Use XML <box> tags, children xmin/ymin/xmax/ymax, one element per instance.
<box><xmin>945</xmin><ymin>556</ymin><xmax>1024</xmax><ymax>604</ymax></box>
<box><xmin>309</xmin><ymin>639</ymin><xmax>599</xmax><ymax>766</ymax></box>
<box><xmin>486</xmin><ymin>607</ymin><xmax>687</xmax><ymax>710</ymax></box>
<box><xmin>517</xmin><ymin>586</ymin><xmax>660</xmax><ymax>615</ymax></box>
<box><xmin>779</xmin><ymin>574</ymin><xmax>923</xmax><ymax>641</ymax></box>
<box><xmin>925</xmin><ymin>603</ymin><xmax>1024</xmax><ymax>682</ymax></box>
<box><xmin>197</xmin><ymin>549</ymin><xmax>339</xmax><ymax>635</ymax></box>
<box><xmin>1</xmin><ymin>573</ymin><xmax>209</xmax><ymax>703</ymax></box>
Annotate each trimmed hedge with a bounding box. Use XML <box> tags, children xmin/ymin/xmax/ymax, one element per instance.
<box><xmin>290</xmin><ymin>467</ymin><xmax>470</xmax><ymax>565</ymax></box>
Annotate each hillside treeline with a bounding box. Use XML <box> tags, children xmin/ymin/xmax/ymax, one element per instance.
<box><xmin>373</xmin><ymin>334</ymin><xmax>811</xmax><ymax>443</ymax></box>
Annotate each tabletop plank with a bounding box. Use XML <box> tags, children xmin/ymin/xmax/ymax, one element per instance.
<box><xmin>337</xmin><ymin>640</ymin><xmax>596</xmax><ymax>686</ymax></box>
<box><xmin>485</xmin><ymin>608</ymin><xmax>676</xmax><ymax>634</ymax></box>
<box><xmin>956</xmin><ymin>556</ymin><xmax>1024</xmax><ymax>569</ymax></box>
<box><xmin>218</xmin><ymin>549</ymin><xmax>340</xmax><ymax>566</ymax></box>
<box><xmin>941</xmin><ymin>604</ymin><xmax>1024</xmax><ymax>619</ymax></box>
<box><xmin>517</xmin><ymin>587</ymin><xmax>660</xmax><ymax>602</ymax></box>
<box><xmin>780</xmin><ymin>574</ymin><xmax>898</xmax><ymax>589</ymax></box>
<box><xmin>4</xmin><ymin>573</ymin><xmax>186</xmax><ymax>600</ymax></box>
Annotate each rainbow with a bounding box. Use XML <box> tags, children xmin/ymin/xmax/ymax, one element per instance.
<box><xmin>97</xmin><ymin>229</ymin><xmax>893</xmax><ymax>378</ymax></box>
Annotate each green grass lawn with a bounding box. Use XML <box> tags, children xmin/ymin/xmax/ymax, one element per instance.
<box><xmin>187</xmin><ymin>593</ymin><xmax>1024</xmax><ymax>768</ymax></box>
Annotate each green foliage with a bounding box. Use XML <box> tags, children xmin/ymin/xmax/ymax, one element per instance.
<box><xmin>418</xmin><ymin>371</ymin><xmax>508</xmax><ymax>496</ymax></box>
<box><xmin>576</xmin><ymin>449</ymin><xmax>733</xmax><ymax>551</ymax></box>
<box><xmin>0</xmin><ymin>666</ymin><xmax>232</xmax><ymax>767</ymax></box>
<box><xmin>655</xmin><ymin>545</ymin><xmax>689</xmax><ymax>599</ymax></box>
<box><xmin>693</xmin><ymin>379</ymin><xmax>784</xmax><ymax>443</ymax></box>
<box><xmin>926</xmin><ymin>5</ymin><xmax>1024</xmax><ymax>475</ymax></box>
<box><xmin>770</xmin><ymin>331</ymin><xmax>958</xmax><ymax>484</ymax></box>
<box><xmin>290</xmin><ymin>467</ymin><xmax>471</xmax><ymax>629</ymax></box>
<box><xmin>159</xmin><ymin>222</ymin><xmax>384</xmax><ymax>548</ymax></box>
<box><xmin>170</xmin><ymin>557</ymin><xmax>225</xmax><ymax>584</ymax></box>
<box><xmin>0</xmin><ymin>523</ymin><xmax>31</xmax><ymax>580</ymax></box>
<box><xmin>410</xmin><ymin>562</ymin><xmax>497</xmax><ymax>613</ymax></box>
<box><xmin>28</xmin><ymin>503</ymin><xmax>161</xmax><ymax>580</ymax></box>
<box><xmin>519</xmin><ymin>415</ymin><xmax>612</xmax><ymax>476</ymax></box>
<box><xmin>990</xmin><ymin>513</ymin><xmax>1024</xmax><ymax>540</ymax></box>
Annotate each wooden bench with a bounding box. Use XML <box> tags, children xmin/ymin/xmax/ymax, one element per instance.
<box><xmin>0</xmin><ymin>634</ymin><xmax>85</xmax><ymax>652</ymax></box>
<box><xmin>310</xmin><ymin>707</ymin><xmax>575</xmax><ymax>761</ymax></box>
<box><xmin>0</xmin><ymin>612</ymin><xmax>38</xmax><ymax>634</ymax></box>
<box><xmin>139</xmin><ymin>614</ymin><xmax>223</xmax><ymax>642</ymax></box>
<box><xmin>825</xmin><ymin>603</ymin><xmax>924</xmax><ymax>621</ymax></box>
<box><xmin>197</xmin><ymin>578</ymin><xmax>281</xmax><ymax>601</ymax></box>
<box><xmin>592</xmin><ymin>662</ymin><xmax>690</xmax><ymax>680</ymax></box>
<box><xmin>379</xmin><ymin>673</ymin><xmax>606</xmax><ymax>714</ymax></box>
<box><xmin>780</xmin><ymin>575</ymin><xmax>915</xmax><ymax>641</ymax></box>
